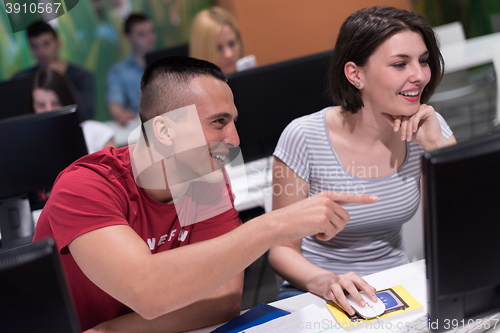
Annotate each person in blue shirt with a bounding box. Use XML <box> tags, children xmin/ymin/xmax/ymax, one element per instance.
<box><xmin>107</xmin><ymin>13</ymin><xmax>156</xmax><ymax>126</ymax></box>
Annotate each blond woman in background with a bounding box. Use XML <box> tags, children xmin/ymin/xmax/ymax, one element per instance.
<box><xmin>190</xmin><ymin>6</ymin><xmax>255</xmax><ymax>74</ymax></box>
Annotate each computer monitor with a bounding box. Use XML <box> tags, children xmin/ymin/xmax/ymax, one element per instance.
<box><xmin>0</xmin><ymin>238</ymin><xmax>81</xmax><ymax>332</ymax></box>
<box><xmin>422</xmin><ymin>132</ymin><xmax>500</xmax><ymax>332</ymax></box>
<box><xmin>226</xmin><ymin>50</ymin><xmax>333</xmax><ymax>162</ymax></box>
<box><xmin>0</xmin><ymin>77</ymin><xmax>32</xmax><ymax>121</ymax></box>
<box><xmin>0</xmin><ymin>106</ymin><xmax>88</xmax><ymax>250</ymax></box>
<box><xmin>145</xmin><ymin>43</ymin><xmax>189</xmax><ymax>66</ymax></box>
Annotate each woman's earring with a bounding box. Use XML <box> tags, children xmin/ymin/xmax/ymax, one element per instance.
<box><xmin>355</xmin><ymin>82</ymin><xmax>361</xmax><ymax>88</ymax></box>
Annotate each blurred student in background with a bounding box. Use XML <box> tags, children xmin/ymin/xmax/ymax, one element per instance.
<box><xmin>12</xmin><ymin>21</ymin><xmax>95</xmax><ymax>121</ymax></box>
<box><xmin>190</xmin><ymin>6</ymin><xmax>255</xmax><ymax>74</ymax></box>
<box><xmin>107</xmin><ymin>13</ymin><xmax>156</xmax><ymax>126</ymax></box>
<box><xmin>30</xmin><ymin>68</ymin><xmax>116</xmax><ymax>153</ymax></box>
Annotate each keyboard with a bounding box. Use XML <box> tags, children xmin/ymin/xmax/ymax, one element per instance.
<box><xmin>395</xmin><ymin>312</ymin><xmax>500</xmax><ymax>333</ymax></box>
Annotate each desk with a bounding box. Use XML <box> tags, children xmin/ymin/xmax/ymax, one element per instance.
<box><xmin>440</xmin><ymin>32</ymin><xmax>500</xmax><ymax>74</ymax></box>
<box><xmin>104</xmin><ymin>118</ymin><xmax>141</xmax><ymax>148</ymax></box>
<box><xmin>187</xmin><ymin>260</ymin><xmax>427</xmax><ymax>333</ymax></box>
<box><xmin>225</xmin><ymin>157</ymin><xmax>273</xmax><ymax>212</ymax></box>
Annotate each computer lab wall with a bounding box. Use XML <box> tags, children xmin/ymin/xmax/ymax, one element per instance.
<box><xmin>217</xmin><ymin>0</ymin><xmax>412</xmax><ymax>66</ymax></box>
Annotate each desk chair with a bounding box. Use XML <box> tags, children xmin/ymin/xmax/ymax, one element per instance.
<box><xmin>491</xmin><ymin>43</ymin><xmax>500</xmax><ymax>126</ymax></box>
<box><xmin>430</xmin><ymin>22</ymin><xmax>496</xmax><ymax>141</ymax></box>
<box><xmin>145</xmin><ymin>44</ymin><xmax>189</xmax><ymax>66</ymax></box>
<box><xmin>490</xmin><ymin>13</ymin><xmax>500</xmax><ymax>33</ymax></box>
<box><xmin>490</xmin><ymin>17</ymin><xmax>500</xmax><ymax>128</ymax></box>
<box><xmin>430</xmin><ymin>22</ymin><xmax>477</xmax><ymax>104</ymax></box>
<box><xmin>433</xmin><ymin>21</ymin><xmax>466</xmax><ymax>45</ymax></box>
<box><xmin>0</xmin><ymin>195</ymin><xmax>34</xmax><ymax>252</ymax></box>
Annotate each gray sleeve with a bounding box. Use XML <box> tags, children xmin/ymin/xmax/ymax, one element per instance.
<box><xmin>436</xmin><ymin>111</ymin><xmax>453</xmax><ymax>139</ymax></box>
<box><xmin>273</xmin><ymin>119</ymin><xmax>311</xmax><ymax>182</ymax></box>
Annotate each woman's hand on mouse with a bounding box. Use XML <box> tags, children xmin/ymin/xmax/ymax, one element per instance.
<box><xmin>315</xmin><ymin>271</ymin><xmax>377</xmax><ymax>316</ymax></box>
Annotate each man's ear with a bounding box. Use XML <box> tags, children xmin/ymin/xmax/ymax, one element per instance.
<box><xmin>344</xmin><ymin>61</ymin><xmax>364</xmax><ymax>89</ymax></box>
<box><xmin>152</xmin><ymin>115</ymin><xmax>174</xmax><ymax>146</ymax></box>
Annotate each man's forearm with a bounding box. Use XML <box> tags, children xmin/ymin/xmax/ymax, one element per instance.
<box><xmin>108</xmin><ymin>103</ymin><xmax>126</xmax><ymax>122</ymax></box>
<box><xmin>108</xmin><ymin>102</ymin><xmax>138</xmax><ymax>125</ymax></box>
<box><xmin>71</xmin><ymin>215</ymin><xmax>280</xmax><ymax>320</ymax></box>
<box><xmin>71</xmin><ymin>192</ymin><xmax>376</xmax><ymax>320</ymax></box>
<box><xmin>86</xmin><ymin>273</ymin><xmax>244</xmax><ymax>333</ymax></box>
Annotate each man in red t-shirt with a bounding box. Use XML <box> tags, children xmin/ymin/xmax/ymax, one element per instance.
<box><xmin>34</xmin><ymin>56</ymin><xmax>377</xmax><ymax>332</ymax></box>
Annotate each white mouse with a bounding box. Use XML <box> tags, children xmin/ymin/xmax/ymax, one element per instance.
<box><xmin>345</xmin><ymin>291</ymin><xmax>386</xmax><ymax>319</ymax></box>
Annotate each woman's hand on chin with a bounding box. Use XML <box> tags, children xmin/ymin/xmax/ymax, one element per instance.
<box><xmin>381</xmin><ymin>104</ymin><xmax>448</xmax><ymax>150</ymax></box>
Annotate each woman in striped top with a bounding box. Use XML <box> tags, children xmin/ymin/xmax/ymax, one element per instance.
<box><xmin>268</xmin><ymin>6</ymin><xmax>457</xmax><ymax>316</ymax></box>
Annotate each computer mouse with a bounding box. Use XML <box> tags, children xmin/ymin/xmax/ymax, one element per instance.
<box><xmin>345</xmin><ymin>291</ymin><xmax>386</xmax><ymax>319</ymax></box>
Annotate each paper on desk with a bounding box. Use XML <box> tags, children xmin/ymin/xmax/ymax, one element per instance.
<box><xmin>238</xmin><ymin>304</ymin><xmax>347</xmax><ymax>333</ymax></box>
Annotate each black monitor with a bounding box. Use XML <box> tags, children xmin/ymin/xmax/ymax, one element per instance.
<box><xmin>226</xmin><ymin>50</ymin><xmax>333</xmax><ymax>162</ymax></box>
<box><xmin>422</xmin><ymin>132</ymin><xmax>500</xmax><ymax>332</ymax></box>
<box><xmin>0</xmin><ymin>238</ymin><xmax>81</xmax><ymax>332</ymax></box>
<box><xmin>145</xmin><ymin>43</ymin><xmax>189</xmax><ymax>66</ymax></box>
<box><xmin>0</xmin><ymin>77</ymin><xmax>32</xmax><ymax>121</ymax></box>
<box><xmin>0</xmin><ymin>106</ymin><xmax>88</xmax><ymax>250</ymax></box>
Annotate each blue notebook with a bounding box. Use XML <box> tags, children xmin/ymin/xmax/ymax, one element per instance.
<box><xmin>210</xmin><ymin>303</ymin><xmax>290</xmax><ymax>333</ymax></box>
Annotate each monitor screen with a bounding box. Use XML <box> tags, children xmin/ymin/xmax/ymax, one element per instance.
<box><xmin>0</xmin><ymin>77</ymin><xmax>32</xmax><ymax>121</ymax></box>
<box><xmin>145</xmin><ymin>44</ymin><xmax>189</xmax><ymax>66</ymax></box>
<box><xmin>0</xmin><ymin>238</ymin><xmax>81</xmax><ymax>332</ymax></box>
<box><xmin>422</xmin><ymin>132</ymin><xmax>500</xmax><ymax>332</ymax></box>
<box><xmin>226</xmin><ymin>50</ymin><xmax>333</xmax><ymax>163</ymax></box>
<box><xmin>0</xmin><ymin>105</ymin><xmax>88</xmax><ymax>200</ymax></box>
<box><xmin>0</xmin><ymin>106</ymin><xmax>88</xmax><ymax>250</ymax></box>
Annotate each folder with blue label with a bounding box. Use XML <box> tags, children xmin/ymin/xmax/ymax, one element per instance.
<box><xmin>210</xmin><ymin>303</ymin><xmax>291</xmax><ymax>333</ymax></box>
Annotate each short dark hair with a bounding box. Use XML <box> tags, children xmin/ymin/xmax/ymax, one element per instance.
<box><xmin>139</xmin><ymin>56</ymin><xmax>226</xmax><ymax>123</ymax></box>
<box><xmin>328</xmin><ymin>6</ymin><xmax>443</xmax><ymax>114</ymax></box>
<box><xmin>26</xmin><ymin>21</ymin><xmax>58</xmax><ymax>39</ymax></box>
<box><xmin>124</xmin><ymin>13</ymin><xmax>150</xmax><ymax>35</ymax></box>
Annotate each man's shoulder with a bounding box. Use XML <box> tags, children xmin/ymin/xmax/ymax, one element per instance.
<box><xmin>60</xmin><ymin>146</ymin><xmax>132</xmax><ymax>183</ymax></box>
<box><xmin>66</xmin><ymin>63</ymin><xmax>93</xmax><ymax>79</ymax></box>
<box><xmin>109</xmin><ymin>55</ymin><xmax>135</xmax><ymax>72</ymax></box>
<box><xmin>11</xmin><ymin>65</ymin><xmax>38</xmax><ymax>79</ymax></box>
<box><xmin>35</xmin><ymin>146</ymin><xmax>136</xmax><ymax>256</ymax></box>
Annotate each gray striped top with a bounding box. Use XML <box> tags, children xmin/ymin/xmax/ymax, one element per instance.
<box><xmin>274</xmin><ymin>108</ymin><xmax>453</xmax><ymax>276</ymax></box>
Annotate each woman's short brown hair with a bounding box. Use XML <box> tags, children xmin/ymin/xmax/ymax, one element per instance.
<box><xmin>328</xmin><ymin>6</ymin><xmax>444</xmax><ymax>113</ymax></box>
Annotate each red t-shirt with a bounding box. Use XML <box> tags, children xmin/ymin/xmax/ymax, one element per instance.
<box><xmin>34</xmin><ymin>146</ymin><xmax>242</xmax><ymax>331</ymax></box>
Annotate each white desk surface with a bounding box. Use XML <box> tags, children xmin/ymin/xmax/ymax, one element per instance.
<box><xmin>104</xmin><ymin>117</ymin><xmax>141</xmax><ymax>148</ymax></box>
<box><xmin>187</xmin><ymin>260</ymin><xmax>428</xmax><ymax>333</ymax></box>
<box><xmin>441</xmin><ymin>32</ymin><xmax>500</xmax><ymax>74</ymax></box>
